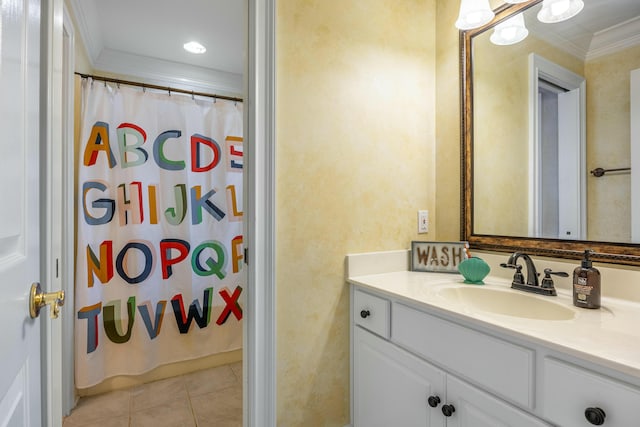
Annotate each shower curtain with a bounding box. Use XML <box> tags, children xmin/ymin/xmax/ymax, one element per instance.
<box><xmin>75</xmin><ymin>79</ymin><xmax>244</xmax><ymax>388</ymax></box>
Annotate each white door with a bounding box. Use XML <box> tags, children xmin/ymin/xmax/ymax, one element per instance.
<box><xmin>353</xmin><ymin>327</ymin><xmax>446</xmax><ymax>427</ymax></box>
<box><xmin>0</xmin><ymin>0</ymin><xmax>44</xmax><ymax>425</ymax></box>
<box><xmin>557</xmin><ymin>88</ymin><xmax>582</xmax><ymax>240</ymax></box>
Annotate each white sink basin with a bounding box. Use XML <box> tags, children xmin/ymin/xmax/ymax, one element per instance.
<box><xmin>437</xmin><ymin>286</ymin><xmax>576</xmax><ymax>321</ymax></box>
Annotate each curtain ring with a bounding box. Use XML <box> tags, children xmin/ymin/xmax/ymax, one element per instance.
<box><xmin>168</xmin><ymin>88</ymin><xmax>171</xmax><ymax>96</ymax></box>
<box><xmin>103</xmin><ymin>80</ymin><xmax>107</xmax><ymax>88</ymax></box>
<box><xmin>192</xmin><ymin>91</ymin><xmax>195</xmax><ymax>100</ymax></box>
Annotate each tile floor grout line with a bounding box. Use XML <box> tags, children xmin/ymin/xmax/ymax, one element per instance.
<box><xmin>186</xmin><ymin>374</ymin><xmax>199</xmax><ymax>427</ymax></box>
<box><xmin>184</xmin><ymin>371</ymin><xmax>198</xmax><ymax>427</ymax></box>
<box><xmin>129</xmin><ymin>386</ymin><xmax>133</xmax><ymax>427</ymax></box>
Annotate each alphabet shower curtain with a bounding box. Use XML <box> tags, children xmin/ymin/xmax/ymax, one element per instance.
<box><xmin>75</xmin><ymin>79</ymin><xmax>244</xmax><ymax>388</ymax></box>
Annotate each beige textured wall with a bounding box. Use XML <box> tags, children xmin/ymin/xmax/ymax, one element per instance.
<box><xmin>473</xmin><ymin>33</ymin><xmax>531</xmax><ymax>236</ymax></box>
<box><xmin>472</xmin><ymin>32</ymin><xmax>583</xmax><ymax>236</ymax></box>
<box><xmin>272</xmin><ymin>1</ymin><xmax>640</xmax><ymax>423</ymax></box>
<box><xmin>276</xmin><ymin>0</ymin><xmax>436</xmax><ymax>424</ymax></box>
<box><xmin>435</xmin><ymin>0</ymin><xmax>462</xmax><ymax>241</ymax></box>
<box><xmin>586</xmin><ymin>45</ymin><xmax>640</xmax><ymax>242</ymax></box>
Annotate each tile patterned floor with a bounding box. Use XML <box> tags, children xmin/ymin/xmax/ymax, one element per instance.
<box><xmin>63</xmin><ymin>362</ymin><xmax>242</xmax><ymax>427</ymax></box>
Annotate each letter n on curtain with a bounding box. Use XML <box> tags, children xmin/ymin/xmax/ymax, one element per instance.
<box><xmin>75</xmin><ymin>79</ymin><xmax>244</xmax><ymax>388</ymax></box>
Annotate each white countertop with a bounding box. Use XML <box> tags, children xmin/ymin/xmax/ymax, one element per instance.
<box><xmin>348</xmin><ymin>270</ymin><xmax>640</xmax><ymax>380</ymax></box>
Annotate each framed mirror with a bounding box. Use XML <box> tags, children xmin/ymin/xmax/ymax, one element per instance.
<box><xmin>461</xmin><ymin>0</ymin><xmax>640</xmax><ymax>265</ymax></box>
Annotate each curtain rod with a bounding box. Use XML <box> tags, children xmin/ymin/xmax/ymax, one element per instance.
<box><xmin>75</xmin><ymin>72</ymin><xmax>243</xmax><ymax>103</ymax></box>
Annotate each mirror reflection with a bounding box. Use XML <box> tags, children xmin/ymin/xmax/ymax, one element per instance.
<box><xmin>472</xmin><ymin>0</ymin><xmax>640</xmax><ymax>244</ymax></box>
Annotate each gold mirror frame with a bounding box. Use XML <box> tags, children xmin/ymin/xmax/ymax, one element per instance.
<box><xmin>461</xmin><ymin>0</ymin><xmax>640</xmax><ymax>266</ymax></box>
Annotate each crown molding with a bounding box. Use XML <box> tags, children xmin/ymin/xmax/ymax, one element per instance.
<box><xmin>587</xmin><ymin>15</ymin><xmax>640</xmax><ymax>61</ymax></box>
<box><xmin>92</xmin><ymin>48</ymin><xmax>243</xmax><ymax>96</ymax></box>
<box><xmin>67</xmin><ymin>0</ymin><xmax>102</xmax><ymax>64</ymax></box>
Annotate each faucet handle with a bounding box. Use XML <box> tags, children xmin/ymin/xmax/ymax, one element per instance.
<box><xmin>541</xmin><ymin>268</ymin><xmax>569</xmax><ymax>289</ymax></box>
<box><xmin>500</xmin><ymin>263</ymin><xmax>525</xmax><ymax>285</ymax></box>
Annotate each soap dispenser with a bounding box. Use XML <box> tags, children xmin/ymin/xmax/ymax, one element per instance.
<box><xmin>573</xmin><ymin>249</ymin><xmax>601</xmax><ymax>309</ymax></box>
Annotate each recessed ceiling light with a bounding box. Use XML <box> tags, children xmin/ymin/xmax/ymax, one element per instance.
<box><xmin>183</xmin><ymin>41</ymin><xmax>206</xmax><ymax>54</ymax></box>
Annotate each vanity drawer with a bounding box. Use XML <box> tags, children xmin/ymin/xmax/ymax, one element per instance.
<box><xmin>353</xmin><ymin>289</ymin><xmax>390</xmax><ymax>339</ymax></box>
<box><xmin>542</xmin><ymin>357</ymin><xmax>640</xmax><ymax>427</ymax></box>
<box><xmin>392</xmin><ymin>302</ymin><xmax>534</xmax><ymax>409</ymax></box>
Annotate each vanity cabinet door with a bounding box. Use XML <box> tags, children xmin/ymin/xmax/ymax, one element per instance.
<box><xmin>543</xmin><ymin>357</ymin><xmax>640</xmax><ymax>427</ymax></box>
<box><xmin>353</xmin><ymin>327</ymin><xmax>446</xmax><ymax>427</ymax></box>
<box><xmin>445</xmin><ymin>376</ymin><xmax>552</xmax><ymax>427</ymax></box>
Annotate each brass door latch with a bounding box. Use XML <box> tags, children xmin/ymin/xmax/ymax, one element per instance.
<box><xmin>29</xmin><ymin>282</ymin><xmax>65</xmax><ymax>319</ymax></box>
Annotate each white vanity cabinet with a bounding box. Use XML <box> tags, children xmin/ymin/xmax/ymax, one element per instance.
<box><xmin>348</xmin><ymin>254</ymin><xmax>640</xmax><ymax>427</ymax></box>
<box><xmin>352</xmin><ymin>287</ymin><xmax>551</xmax><ymax>427</ymax></box>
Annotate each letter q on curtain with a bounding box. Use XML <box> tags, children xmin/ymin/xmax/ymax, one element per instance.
<box><xmin>75</xmin><ymin>79</ymin><xmax>244</xmax><ymax>389</ymax></box>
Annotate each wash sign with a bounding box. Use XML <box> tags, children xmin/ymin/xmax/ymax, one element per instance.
<box><xmin>410</xmin><ymin>241</ymin><xmax>469</xmax><ymax>273</ymax></box>
<box><xmin>75</xmin><ymin>81</ymin><xmax>244</xmax><ymax>388</ymax></box>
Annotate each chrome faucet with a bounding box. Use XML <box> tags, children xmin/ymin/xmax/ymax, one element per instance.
<box><xmin>500</xmin><ymin>252</ymin><xmax>566</xmax><ymax>296</ymax></box>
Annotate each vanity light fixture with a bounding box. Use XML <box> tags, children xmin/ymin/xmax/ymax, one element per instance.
<box><xmin>490</xmin><ymin>13</ymin><xmax>529</xmax><ymax>45</ymax></box>
<box><xmin>537</xmin><ymin>0</ymin><xmax>584</xmax><ymax>23</ymax></box>
<box><xmin>455</xmin><ymin>0</ymin><xmax>495</xmax><ymax>30</ymax></box>
<box><xmin>183</xmin><ymin>41</ymin><xmax>207</xmax><ymax>54</ymax></box>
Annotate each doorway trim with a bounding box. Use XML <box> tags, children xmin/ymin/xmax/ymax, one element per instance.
<box><xmin>60</xmin><ymin>3</ymin><xmax>77</xmax><ymax>418</ymax></box>
<box><xmin>528</xmin><ymin>53</ymin><xmax>586</xmax><ymax>239</ymax></box>
<box><xmin>51</xmin><ymin>0</ymin><xmax>277</xmax><ymax>426</ymax></box>
<box><xmin>245</xmin><ymin>0</ymin><xmax>277</xmax><ymax>425</ymax></box>
<box><xmin>43</xmin><ymin>0</ymin><xmax>69</xmax><ymax>424</ymax></box>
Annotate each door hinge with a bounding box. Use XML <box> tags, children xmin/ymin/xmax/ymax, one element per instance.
<box><xmin>244</xmin><ymin>248</ymin><xmax>249</xmax><ymax>265</ymax></box>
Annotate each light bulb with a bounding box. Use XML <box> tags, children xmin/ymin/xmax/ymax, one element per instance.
<box><xmin>537</xmin><ymin>0</ymin><xmax>584</xmax><ymax>23</ymax></box>
<box><xmin>455</xmin><ymin>0</ymin><xmax>495</xmax><ymax>30</ymax></box>
<box><xmin>551</xmin><ymin>0</ymin><xmax>570</xmax><ymax>16</ymax></box>
<box><xmin>490</xmin><ymin>13</ymin><xmax>529</xmax><ymax>45</ymax></box>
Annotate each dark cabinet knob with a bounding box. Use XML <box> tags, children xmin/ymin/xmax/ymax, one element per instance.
<box><xmin>442</xmin><ymin>404</ymin><xmax>455</xmax><ymax>417</ymax></box>
<box><xmin>427</xmin><ymin>395</ymin><xmax>441</xmax><ymax>408</ymax></box>
<box><xmin>360</xmin><ymin>310</ymin><xmax>370</xmax><ymax>319</ymax></box>
<box><xmin>585</xmin><ymin>407</ymin><xmax>606</xmax><ymax>425</ymax></box>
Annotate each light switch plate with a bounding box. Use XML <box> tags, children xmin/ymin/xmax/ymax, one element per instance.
<box><xmin>418</xmin><ymin>210</ymin><xmax>429</xmax><ymax>233</ymax></box>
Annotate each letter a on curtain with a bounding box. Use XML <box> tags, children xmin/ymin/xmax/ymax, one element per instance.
<box><xmin>75</xmin><ymin>79</ymin><xmax>244</xmax><ymax>388</ymax></box>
